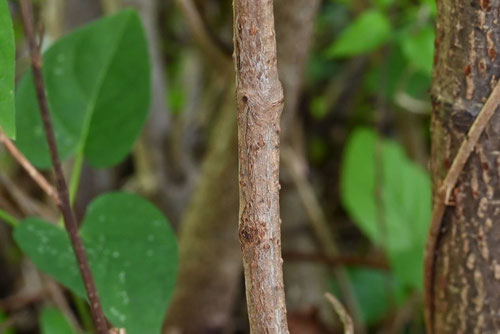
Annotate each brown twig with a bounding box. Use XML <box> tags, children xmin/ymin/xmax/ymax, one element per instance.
<box><xmin>283</xmin><ymin>251</ymin><xmax>390</xmax><ymax>270</ymax></box>
<box><xmin>324</xmin><ymin>292</ymin><xmax>354</xmax><ymax>334</ymax></box>
<box><xmin>0</xmin><ymin>128</ymin><xmax>60</xmax><ymax>206</ymax></box>
<box><xmin>424</xmin><ymin>79</ymin><xmax>500</xmax><ymax>333</ymax></box>
<box><xmin>18</xmin><ymin>1</ymin><xmax>108</xmax><ymax>334</ymax></box>
<box><xmin>234</xmin><ymin>0</ymin><xmax>289</xmax><ymax>332</ymax></box>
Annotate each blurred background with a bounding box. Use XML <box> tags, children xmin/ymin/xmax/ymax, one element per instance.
<box><xmin>0</xmin><ymin>0</ymin><xmax>435</xmax><ymax>333</ymax></box>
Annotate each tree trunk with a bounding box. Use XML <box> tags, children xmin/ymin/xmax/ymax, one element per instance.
<box><xmin>233</xmin><ymin>1</ymin><xmax>288</xmax><ymax>333</ymax></box>
<box><xmin>429</xmin><ymin>0</ymin><xmax>500</xmax><ymax>332</ymax></box>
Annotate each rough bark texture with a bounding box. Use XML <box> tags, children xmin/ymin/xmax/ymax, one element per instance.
<box><xmin>164</xmin><ymin>1</ymin><xmax>318</xmax><ymax>331</ymax></box>
<box><xmin>234</xmin><ymin>1</ymin><xmax>288</xmax><ymax>333</ymax></box>
<box><xmin>429</xmin><ymin>0</ymin><xmax>500</xmax><ymax>332</ymax></box>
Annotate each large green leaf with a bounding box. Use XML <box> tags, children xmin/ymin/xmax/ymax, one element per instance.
<box><xmin>15</xmin><ymin>9</ymin><xmax>150</xmax><ymax>168</ymax></box>
<box><xmin>15</xmin><ymin>192</ymin><xmax>178</xmax><ymax>334</ymax></box>
<box><xmin>340</xmin><ymin>128</ymin><xmax>431</xmax><ymax>290</ymax></box>
<box><xmin>40</xmin><ymin>308</ymin><xmax>75</xmax><ymax>334</ymax></box>
<box><xmin>0</xmin><ymin>0</ymin><xmax>15</xmax><ymax>138</ymax></box>
<box><xmin>327</xmin><ymin>10</ymin><xmax>391</xmax><ymax>57</ymax></box>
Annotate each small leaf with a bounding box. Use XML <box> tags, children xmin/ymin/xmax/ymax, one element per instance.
<box><xmin>340</xmin><ymin>128</ymin><xmax>431</xmax><ymax>290</ymax></box>
<box><xmin>0</xmin><ymin>0</ymin><xmax>15</xmax><ymax>138</ymax></box>
<box><xmin>15</xmin><ymin>10</ymin><xmax>150</xmax><ymax>168</ymax></box>
<box><xmin>401</xmin><ymin>26</ymin><xmax>435</xmax><ymax>76</ymax></box>
<box><xmin>40</xmin><ymin>308</ymin><xmax>75</xmax><ymax>334</ymax></box>
<box><xmin>15</xmin><ymin>192</ymin><xmax>178</xmax><ymax>334</ymax></box>
<box><xmin>327</xmin><ymin>10</ymin><xmax>391</xmax><ymax>57</ymax></box>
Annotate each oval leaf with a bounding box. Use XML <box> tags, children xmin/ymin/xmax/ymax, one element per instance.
<box><xmin>15</xmin><ymin>192</ymin><xmax>178</xmax><ymax>334</ymax></box>
<box><xmin>15</xmin><ymin>9</ymin><xmax>150</xmax><ymax>168</ymax></box>
<box><xmin>327</xmin><ymin>10</ymin><xmax>391</xmax><ymax>57</ymax></box>
<box><xmin>0</xmin><ymin>0</ymin><xmax>15</xmax><ymax>138</ymax></box>
<box><xmin>340</xmin><ymin>128</ymin><xmax>431</xmax><ymax>290</ymax></box>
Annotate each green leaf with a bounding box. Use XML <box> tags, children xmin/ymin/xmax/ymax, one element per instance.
<box><xmin>15</xmin><ymin>192</ymin><xmax>178</xmax><ymax>334</ymax></box>
<box><xmin>340</xmin><ymin>128</ymin><xmax>379</xmax><ymax>241</ymax></box>
<box><xmin>401</xmin><ymin>26</ymin><xmax>435</xmax><ymax>76</ymax></box>
<box><xmin>340</xmin><ymin>128</ymin><xmax>431</xmax><ymax>290</ymax></box>
<box><xmin>40</xmin><ymin>308</ymin><xmax>75</xmax><ymax>334</ymax></box>
<box><xmin>15</xmin><ymin>9</ymin><xmax>150</xmax><ymax>168</ymax></box>
<box><xmin>327</xmin><ymin>10</ymin><xmax>391</xmax><ymax>57</ymax></box>
<box><xmin>0</xmin><ymin>0</ymin><xmax>15</xmax><ymax>138</ymax></box>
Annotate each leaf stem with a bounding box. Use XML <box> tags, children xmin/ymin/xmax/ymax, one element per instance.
<box><xmin>18</xmin><ymin>2</ymin><xmax>109</xmax><ymax>334</ymax></box>
<box><xmin>0</xmin><ymin>208</ymin><xmax>19</xmax><ymax>227</ymax></box>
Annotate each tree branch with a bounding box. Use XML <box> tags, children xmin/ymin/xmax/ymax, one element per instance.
<box><xmin>18</xmin><ymin>1</ymin><xmax>108</xmax><ymax>333</ymax></box>
<box><xmin>233</xmin><ymin>0</ymin><xmax>288</xmax><ymax>332</ymax></box>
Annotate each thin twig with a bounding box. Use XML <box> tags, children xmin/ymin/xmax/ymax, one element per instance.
<box><xmin>424</xmin><ymin>79</ymin><xmax>500</xmax><ymax>333</ymax></box>
<box><xmin>325</xmin><ymin>292</ymin><xmax>354</xmax><ymax>334</ymax></box>
<box><xmin>0</xmin><ymin>128</ymin><xmax>60</xmax><ymax>205</ymax></box>
<box><xmin>18</xmin><ymin>1</ymin><xmax>108</xmax><ymax>334</ymax></box>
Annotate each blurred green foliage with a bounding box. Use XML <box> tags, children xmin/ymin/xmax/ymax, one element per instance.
<box><xmin>341</xmin><ymin>128</ymin><xmax>431</xmax><ymax>291</ymax></box>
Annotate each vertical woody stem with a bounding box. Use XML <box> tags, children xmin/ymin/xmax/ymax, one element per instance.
<box><xmin>18</xmin><ymin>1</ymin><xmax>109</xmax><ymax>333</ymax></box>
<box><xmin>233</xmin><ymin>0</ymin><xmax>289</xmax><ymax>333</ymax></box>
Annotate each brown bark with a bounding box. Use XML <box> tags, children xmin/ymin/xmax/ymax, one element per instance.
<box><xmin>428</xmin><ymin>0</ymin><xmax>500</xmax><ymax>332</ymax></box>
<box><xmin>165</xmin><ymin>1</ymin><xmax>319</xmax><ymax>331</ymax></box>
<box><xmin>233</xmin><ymin>1</ymin><xmax>288</xmax><ymax>333</ymax></box>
